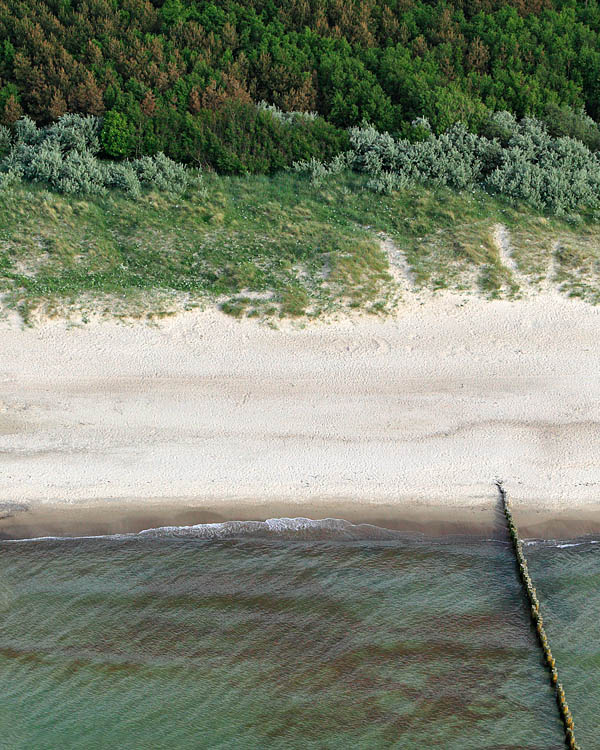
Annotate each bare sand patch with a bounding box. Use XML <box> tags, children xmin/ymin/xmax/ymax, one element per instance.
<box><xmin>1</xmin><ymin>292</ymin><xmax>599</xmax><ymax>538</ymax></box>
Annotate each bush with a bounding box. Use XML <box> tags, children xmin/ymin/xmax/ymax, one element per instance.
<box><xmin>0</xmin><ymin>124</ymin><xmax>11</xmax><ymax>156</ymax></box>
<box><xmin>480</xmin><ymin>111</ymin><xmax>519</xmax><ymax>145</ymax></box>
<box><xmin>0</xmin><ymin>168</ymin><xmax>20</xmax><ymax>191</ymax></box>
<box><xmin>4</xmin><ymin>109</ymin><xmax>599</xmax><ymax>213</ymax></box>
<box><xmin>292</xmin><ymin>156</ymin><xmax>330</xmax><ymax>187</ymax></box>
<box><xmin>55</xmin><ymin>150</ymin><xmax>107</xmax><ymax>195</ymax></box>
<box><xmin>256</xmin><ymin>102</ymin><xmax>318</xmax><ymax>123</ymax></box>
<box><xmin>177</xmin><ymin>101</ymin><xmax>349</xmax><ymax>175</ymax></box>
<box><xmin>303</xmin><ymin>113</ymin><xmax>600</xmax><ymax>214</ymax></box>
<box><xmin>1</xmin><ymin>105</ymin><xmax>348</xmax><ymax>188</ymax></box>
<box><xmin>0</xmin><ymin>114</ymin><xmax>196</xmax><ymax>198</ymax></box>
<box><xmin>46</xmin><ymin>114</ymin><xmax>102</xmax><ymax>155</ymax></box>
<box><xmin>488</xmin><ymin>129</ymin><xmax>600</xmax><ymax>213</ymax></box>
<box><xmin>100</xmin><ymin>110</ymin><xmax>134</xmax><ymax>159</ymax></box>
<box><xmin>132</xmin><ymin>152</ymin><xmax>189</xmax><ymax>194</ymax></box>
<box><xmin>367</xmin><ymin>171</ymin><xmax>409</xmax><ymax>195</ymax></box>
<box><xmin>348</xmin><ymin>122</ymin><xmax>399</xmax><ymax>174</ymax></box>
<box><xmin>14</xmin><ymin>137</ymin><xmax>107</xmax><ymax>195</ymax></box>
<box><xmin>14</xmin><ymin>116</ymin><xmax>42</xmax><ymax>145</ymax></box>
<box><xmin>27</xmin><ymin>140</ymin><xmax>63</xmax><ymax>184</ymax></box>
<box><xmin>543</xmin><ymin>104</ymin><xmax>600</xmax><ymax>151</ymax></box>
<box><xmin>292</xmin><ymin>151</ymin><xmax>351</xmax><ymax>187</ymax></box>
<box><xmin>102</xmin><ymin>162</ymin><xmax>142</xmax><ymax>199</ymax></box>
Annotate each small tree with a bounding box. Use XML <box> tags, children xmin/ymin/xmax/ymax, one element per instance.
<box><xmin>100</xmin><ymin>110</ymin><xmax>134</xmax><ymax>158</ymax></box>
<box><xmin>2</xmin><ymin>94</ymin><xmax>23</xmax><ymax>125</ymax></box>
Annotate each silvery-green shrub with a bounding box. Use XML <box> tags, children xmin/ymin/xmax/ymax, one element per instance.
<box><xmin>400</xmin><ymin>124</ymin><xmax>483</xmax><ymax>188</ymax></box>
<box><xmin>27</xmin><ymin>141</ymin><xmax>64</xmax><ymax>184</ymax></box>
<box><xmin>46</xmin><ymin>113</ymin><xmax>101</xmax><ymax>155</ymax></box>
<box><xmin>132</xmin><ymin>152</ymin><xmax>189</xmax><ymax>194</ymax></box>
<box><xmin>0</xmin><ymin>169</ymin><xmax>21</xmax><ymax>192</ymax></box>
<box><xmin>0</xmin><ymin>125</ymin><xmax>11</xmax><ymax>157</ymax></box>
<box><xmin>343</xmin><ymin>114</ymin><xmax>600</xmax><ymax>212</ymax></box>
<box><xmin>0</xmin><ymin>117</ymin><xmax>193</xmax><ymax>198</ymax></box>
<box><xmin>257</xmin><ymin>101</ymin><xmax>317</xmax><ymax>123</ymax></box>
<box><xmin>102</xmin><ymin>162</ymin><xmax>142</xmax><ymax>199</ymax></box>
<box><xmin>1</xmin><ymin>144</ymin><xmax>27</xmax><ymax>177</ymax></box>
<box><xmin>482</xmin><ymin>111</ymin><xmax>518</xmax><ymax>144</ymax></box>
<box><xmin>293</xmin><ymin>152</ymin><xmax>351</xmax><ymax>186</ymax></box>
<box><xmin>55</xmin><ymin>150</ymin><xmax>107</xmax><ymax>195</ymax></box>
<box><xmin>348</xmin><ymin>122</ymin><xmax>398</xmax><ymax>172</ymax></box>
<box><xmin>327</xmin><ymin>151</ymin><xmax>351</xmax><ymax>174</ymax></box>
<box><xmin>506</xmin><ymin>117</ymin><xmax>552</xmax><ymax>160</ymax></box>
<box><xmin>411</xmin><ymin>117</ymin><xmax>432</xmax><ymax>133</ymax></box>
<box><xmin>292</xmin><ymin>156</ymin><xmax>329</xmax><ymax>186</ymax></box>
<box><xmin>14</xmin><ymin>116</ymin><xmax>42</xmax><ymax>145</ymax></box>
<box><xmin>367</xmin><ymin>170</ymin><xmax>410</xmax><ymax>194</ymax></box>
<box><xmin>410</xmin><ymin>117</ymin><xmax>433</xmax><ymax>141</ymax></box>
<box><xmin>487</xmin><ymin>121</ymin><xmax>600</xmax><ymax>213</ymax></box>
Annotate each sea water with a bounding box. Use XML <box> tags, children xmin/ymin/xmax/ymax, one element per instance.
<box><xmin>526</xmin><ymin>539</ymin><xmax>600</xmax><ymax>748</ymax></box>
<box><xmin>2</xmin><ymin>520</ymin><xmax>594</xmax><ymax>749</ymax></box>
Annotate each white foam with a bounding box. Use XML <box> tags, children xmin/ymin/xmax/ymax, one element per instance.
<box><xmin>137</xmin><ymin>517</ymin><xmax>399</xmax><ymax>541</ymax></box>
<box><xmin>4</xmin><ymin>519</ymin><xmax>599</xmax><ymax>545</ymax></box>
<box><xmin>524</xmin><ymin>539</ymin><xmax>600</xmax><ymax>549</ymax></box>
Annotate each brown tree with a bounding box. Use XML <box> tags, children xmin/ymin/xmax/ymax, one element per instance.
<box><xmin>466</xmin><ymin>37</ymin><xmax>490</xmax><ymax>73</ymax></box>
<box><xmin>140</xmin><ymin>90</ymin><xmax>156</xmax><ymax>117</ymax></box>
<box><xmin>380</xmin><ymin>5</ymin><xmax>400</xmax><ymax>43</ymax></box>
<box><xmin>280</xmin><ymin>73</ymin><xmax>317</xmax><ymax>112</ymax></box>
<box><xmin>48</xmin><ymin>89</ymin><xmax>67</xmax><ymax>119</ymax></box>
<box><xmin>201</xmin><ymin>79</ymin><xmax>228</xmax><ymax>111</ymax></box>
<box><xmin>188</xmin><ymin>87</ymin><xmax>202</xmax><ymax>115</ymax></box>
<box><xmin>1</xmin><ymin>95</ymin><xmax>23</xmax><ymax>125</ymax></box>
<box><xmin>70</xmin><ymin>72</ymin><xmax>104</xmax><ymax>115</ymax></box>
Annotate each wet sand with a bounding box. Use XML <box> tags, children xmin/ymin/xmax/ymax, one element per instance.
<box><xmin>2</xmin><ymin>497</ymin><xmax>600</xmax><ymax>541</ymax></box>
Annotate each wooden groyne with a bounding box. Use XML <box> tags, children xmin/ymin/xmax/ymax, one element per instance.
<box><xmin>497</xmin><ymin>482</ymin><xmax>580</xmax><ymax>750</ymax></box>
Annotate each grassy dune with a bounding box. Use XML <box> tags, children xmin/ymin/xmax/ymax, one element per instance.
<box><xmin>1</xmin><ymin>172</ymin><xmax>599</xmax><ymax>323</ymax></box>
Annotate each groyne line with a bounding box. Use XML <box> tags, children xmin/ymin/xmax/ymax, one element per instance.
<box><xmin>497</xmin><ymin>482</ymin><xmax>580</xmax><ymax>750</ymax></box>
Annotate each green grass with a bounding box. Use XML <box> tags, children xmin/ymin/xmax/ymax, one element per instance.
<box><xmin>1</xmin><ymin>171</ymin><xmax>599</xmax><ymax>322</ymax></box>
<box><xmin>506</xmin><ymin>214</ymin><xmax>600</xmax><ymax>303</ymax></box>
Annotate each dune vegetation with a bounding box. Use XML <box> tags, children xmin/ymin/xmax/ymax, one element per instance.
<box><xmin>1</xmin><ymin>164</ymin><xmax>599</xmax><ymax>323</ymax></box>
<box><xmin>1</xmin><ymin>101</ymin><xmax>599</xmax><ymax>324</ymax></box>
<box><xmin>1</xmin><ymin>0</ymin><xmax>599</xmax><ymax>322</ymax></box>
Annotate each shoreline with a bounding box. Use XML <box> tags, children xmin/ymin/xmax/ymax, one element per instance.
<box><xmin>3</xmin><ymin>496</ymin><xmax>600</xmax><ymax>542</ymax></box>
<box><xmin>2</xmin><ymin>292</ymin><xmax>600</xmax><ymax>539</ymax></box>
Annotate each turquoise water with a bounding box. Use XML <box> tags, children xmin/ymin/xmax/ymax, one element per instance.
<box><xmin>0</xmin><ymin>523</ymin><xmax>579</xmax><ymax>749</ymax></box>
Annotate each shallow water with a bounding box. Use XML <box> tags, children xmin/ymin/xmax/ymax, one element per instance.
<box><xmin>0</xmin><ymin>525</ymin><xmax>573</xmax><ymax>749</ymax></box>
<box><xmin>527</xmin><ymin>540</ymin><xmax>600</xmax><ymax>747</ymax></box>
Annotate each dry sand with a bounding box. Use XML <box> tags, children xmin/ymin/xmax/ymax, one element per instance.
<box><xmin>1</xmin><ymin>291</ymin><xmax>600</xmax><ymax>538</ymax></box>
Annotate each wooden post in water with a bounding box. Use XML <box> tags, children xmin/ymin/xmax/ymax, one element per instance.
<box><xmin>496</xmin><ymin>481</ymin><xmax>580</xmax><ymax>750</ymax></box>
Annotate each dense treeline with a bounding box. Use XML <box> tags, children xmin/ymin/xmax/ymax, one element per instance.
<box><xmin>2</xmin><ymin>0</ymin><xmax>600</xmax><ymax>170</ymax></box>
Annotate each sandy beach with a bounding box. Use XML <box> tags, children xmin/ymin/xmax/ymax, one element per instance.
<box><xmin>2</xmin><ymin>292</ymin><xmax>600</xmax><ymax>539</ymax></box>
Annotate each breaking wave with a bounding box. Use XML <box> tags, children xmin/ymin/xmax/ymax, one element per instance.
<box><xmin>4</xmin><ymin>517</ymin><xmax>405</xmax><ymax>543</ymax></box>
<box><xmin>137</xmin><ymin>517</ymin><xmax>402</xmax><ymax>541</ymax></box>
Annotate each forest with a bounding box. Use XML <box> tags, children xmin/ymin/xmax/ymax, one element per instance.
<box><xmin>2</xmin><ymin>0</ymin><xmax>600</xmax><ymax>172</ymax></box>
